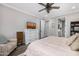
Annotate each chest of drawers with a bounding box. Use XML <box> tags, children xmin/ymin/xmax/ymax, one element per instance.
<box><xmin>24</xmin><ymin>29</ymin><xmax>39</xmax><ymax>44</ymax></box>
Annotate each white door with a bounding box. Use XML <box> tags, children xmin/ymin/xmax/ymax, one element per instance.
<box><xmin>40</xmin><ymin>20</ymin><xmax>45</xmax><ymax>38</ymax></box>
<box><xmin>44</xmin><ymin>21</ymin><xmax>49</xmax><ymax>37</ymax></box>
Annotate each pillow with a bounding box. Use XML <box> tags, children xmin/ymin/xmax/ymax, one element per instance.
<box><xmin>70</xmin><ymin>37</ymin><xmax>79</xmax><ymax>51</ymax></box>
<box><xmin>66</xmin><ymin>33</ymin><xmax>79</xmax><ymax>46</ymax></box>
<box><xmin>0</xmin><ymin>35</ymin><xmax>8</xmax><ymax>44</ymax></box>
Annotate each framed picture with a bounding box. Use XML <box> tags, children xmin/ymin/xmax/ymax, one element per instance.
<box><xmin>27</xmin><ymin>22</ymin><xmax>36</xmax><ymax>29</ymax></box>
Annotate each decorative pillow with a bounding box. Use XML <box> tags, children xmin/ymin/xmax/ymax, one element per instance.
<box><xmin>70</xmin><ymin>37</ymin><xmax>79</xmax><ymax>51</ymax></box>
<box><xmin>0</xmin><ymin>35</ymin><xmax>8</xmax><ymax>44</ymax></box>
<box><xmin>66</xmin><ymin>33</ymin><xmax>79</xmax><ymax>46</ymax></box>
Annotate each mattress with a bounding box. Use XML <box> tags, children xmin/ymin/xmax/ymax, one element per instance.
<box><xmin>20</xmin><ymin>36</ymin><xmax>79</xmax><ymax>56</ymax></box>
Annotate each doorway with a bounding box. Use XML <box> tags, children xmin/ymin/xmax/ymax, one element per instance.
<box><xmin>44</xmin><ymin>21</ymin><xmax>49</xmax><ymax>37</ymax></box>
<box><xmin>58</xmin><ymin>18</ymin><xmax>65</xmax><ymax>37</ymax></box>
<box><xmin>39</xmin><ymin>20</ymin><xmax>49</xmax><ymax>39</ymax></box>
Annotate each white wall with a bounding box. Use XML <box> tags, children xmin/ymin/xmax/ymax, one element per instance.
<box><xmin>1</xmin><ymin>4</ymin><xmax>79</xmax><ymax>39</ymax></box>
<box><xmin>49</xmin><ymin>12</ymin><xmax>79</xmax><ymax>38</ymax></box>
<box><xmin>0</xmin><ymin>6</ymin><xmax>3</xmax><ymax>34</ymax></box>
<box><xmin>65</xmin><ymin>13</ymin><xmax>79</xmax><ymax>37</ymax></box>
<box><xmin>48</xmin><ymin>18</ymin><xmax>58</xmax><ymax>36</ymax></box>
<box><xmin>0</xmin><ymin>5</ymin><xmax>40</xmax><ymax>39</ymax></box>
<box><xmin>64</xmin><ymin>17</ymin><xmax>70</xmax><ymax>38</ymax></box>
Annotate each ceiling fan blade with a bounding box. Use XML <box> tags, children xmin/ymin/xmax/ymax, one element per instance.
<box><xmin>39</xmin><ymin>8</ymin><xmax>46</xmax><ymax>12</ymax></box>
<box><xmin>51</xmin><ymin>6</ymin><xmax>60</xmax><ymax>9</ymax></box>
<box><xmin>47</xmin><ymin>3</ymin><xmax>49</xmax><ymax>5</ymax></box>
<box><xmin>47</xmin><ymin>9</ymin><xmax>49</xmax><ymax>13</ymax></box>
<box><xmin>49</xmin><ymin>3</ymin><xmax>54</xmax><ymax>6</ymax></box>
<box><xmin>38</xmin><ymin>3</ymin><xmax>46</xmax><ymax>7</ymax></box>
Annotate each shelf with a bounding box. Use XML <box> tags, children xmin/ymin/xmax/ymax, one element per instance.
<box><xmin>71</xmin><ymin>31</ymin><xmax>79</xmax><ymax>32</ymax></box>
<box><xmin>71</xmin><ymin>25</ymin><xmax>79</xmax><ymax>27</ymax></box>
<box><xmin>70</xmin><ymin>21</ymin><xmax>79</xmax><ymax>36</ymax></box>
<box><xmin>71</xmin><ymin>21</ymin><xmax>79</xmax><ymax>24</ymax></box>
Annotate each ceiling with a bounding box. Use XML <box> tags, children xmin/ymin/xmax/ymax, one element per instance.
<box><xmin>3</xmin><ymin>3</ymin><xmax>79</xmax><ymax>19</ymax></box>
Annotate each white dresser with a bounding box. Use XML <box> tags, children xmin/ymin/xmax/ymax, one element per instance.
<box><xmin>24</xmin><ymin>29</ymin><xmax>39</xmax><ymax>44</ymax></box>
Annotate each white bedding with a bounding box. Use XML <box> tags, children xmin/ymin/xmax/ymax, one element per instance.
<box><xmin>20</xmin><ymin>36</ymin><xmax>79</xmax><ymax>56</ymax></box>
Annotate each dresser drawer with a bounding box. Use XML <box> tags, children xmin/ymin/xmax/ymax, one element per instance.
<box><xmin>24</xmin><ymin>29</ymin><xmax>39</xmax><ymax>44</ymax></box>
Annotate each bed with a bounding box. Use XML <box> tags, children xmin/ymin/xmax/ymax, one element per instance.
<box><xmin>20</xmin><ymin>35</ymin><xmax>79</xmax><ymax>56</ymax></box>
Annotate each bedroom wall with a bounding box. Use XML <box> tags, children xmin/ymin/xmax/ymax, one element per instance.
<box><xmin>48</xmin><ymin>18</ymin><xmax>58</xmax><ymax>36</ymax></box>
<box><xmin>0</xmin><ymin>4</ymin><xmax>40</xmax><ymax>39</ymax></box>
<box><xmin>65</xmin><ymin>12</ymin><xmax>79</xmax><ymax>37</ymax></box>
<box><xmin>0</xmin><ymin>6</ymin><xmax>3</xmax><ymax>34</ymax></box>
<box><xmin>1</xmin><ymin>4</ymin><xmax>79</xmax><ymax>39</ymax></box>
<box><xmin>50</xmin><ymin>12</ymin><xmax>79</xmax><ymax>38</ymax></box>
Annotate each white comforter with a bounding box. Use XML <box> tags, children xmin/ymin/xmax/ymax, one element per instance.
<box><xmin>20</xmin><ymin>36</ymin><xmax>79</xmax><ymax>56</ymax></box>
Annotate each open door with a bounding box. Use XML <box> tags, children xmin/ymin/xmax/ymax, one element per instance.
<box><xmin>58</xmin><ymin>18</ymin><xmax>65</xmax><ymax>37</ymax></box>
<box><xmin>39</xmin><ymin>20</ymin><xmax>49</xmax><ymax>39</ymax></box>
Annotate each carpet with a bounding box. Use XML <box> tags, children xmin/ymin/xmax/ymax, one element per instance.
<box><xmin>9</xmin><ymin>45</ymin><xmax>27</xmax><ymax>56</ymax></box>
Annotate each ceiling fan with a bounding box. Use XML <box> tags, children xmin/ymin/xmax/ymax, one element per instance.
<box><xmin>38</xmin><ymin>3</ymin><xmax>60</xmax><ymax>13</ymax></box>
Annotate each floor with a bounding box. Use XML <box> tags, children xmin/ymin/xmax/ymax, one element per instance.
<box><xmin>9</xmin><ymin>44</ymin><xmax>28</xmax><ymax>56</ymax></box>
